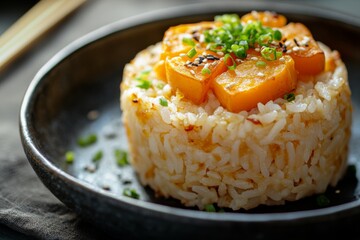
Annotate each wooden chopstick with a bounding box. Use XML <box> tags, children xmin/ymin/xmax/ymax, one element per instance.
<box><xmin>0</xmin><ymin>0</ymin><xmax>87</xmax><ymax>74</ymax></box>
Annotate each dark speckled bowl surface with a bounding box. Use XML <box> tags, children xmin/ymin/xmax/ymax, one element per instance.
<box><xmin>20</xmin><ymin>1</ymin><xmax>360</xmax><ymax>239</ymax></box>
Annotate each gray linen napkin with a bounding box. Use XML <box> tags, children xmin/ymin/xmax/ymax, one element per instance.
<box><xmin>0</xmin><ymin>154</ymin><xmax>118</xmax><ymax>240</ymax></box>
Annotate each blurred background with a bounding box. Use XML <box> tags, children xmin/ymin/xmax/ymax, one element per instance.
<box><xmin>1</xmin><ymin>0</ymin><xmax>360</xmax><ymax>35</ymax></box>
<box><xmin>0</xmin><ymin>0</ymin><xmax>359</xmax><ymax>239</ymax></box>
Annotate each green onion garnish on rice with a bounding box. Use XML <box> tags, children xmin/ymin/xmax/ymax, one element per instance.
<box><xmin>136</xmin><ymin>69</ymin><xmax>152</xmax><ymax>89</ymax></box>
<box><xmin>157</xmin><ymin>83</ymin><xmax>165</xmax><ymax>89</ymax></box>
<box><xmin>159</xmin><ymin>98</ymin><xmax>168</xmax><ymax>107</ymax></box>
<box><xmin>136</xmin><ymin>79</ymin><xmax>151</xmax><ymax>89</ymax></box>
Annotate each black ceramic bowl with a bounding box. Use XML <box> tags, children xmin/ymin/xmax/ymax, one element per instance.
<box><xmin>20</xmin><ymin>1</ymin><xmax>360</xmax><ymax>239</ymax></box>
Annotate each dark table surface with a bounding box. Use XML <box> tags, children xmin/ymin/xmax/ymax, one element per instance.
<box><xmin>1</xmin><ymin>0</ymin><xmax>359</xmax><ymax>239</ymax></box>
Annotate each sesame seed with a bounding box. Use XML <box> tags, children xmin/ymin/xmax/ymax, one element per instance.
<box><xmin>279</xmin><ymin>57</ymin><xmax>285</xmax><ymax>62</ymax></box>
<box><xmin>199</xmin><ymin>34</ymin><xmax>205</xmax><ymax>43</ymax></box>
<box><xmin>293</xmin><ymin>46</ymin><xmax>300</xmax><ymax>52</ymax></box>
<box><xmin>217</xmin><ymin>52</ymin><xmax>224</xmax><ymax>56</ymax></box>
<box><xmin>190</xmin><ymin>70</ymin><xmax>195</xmax><ymax>75</ymax></box>
<box><xmin>285</xmin><ymin>40</ymin><xmax>291</xmax><ymax>47</ymax></box>
<box><xmin>255</xmin><ymin>48</ymin><xmax>260</xmax><ymax>52</ymax></box>
<box><xmin>335</xmin><ymin>189</ymin><xmax>341</xmax><ymax>194</ymax></box>
<box><xmin>294</xmin><ymin>38</ymin><xmax>299</xmax><ymax>46</ymax></box>
<box><xmin>286</xmin><ymin>50</ymin><xmax>292</xmax><ymax>54</ymax></box>
<box><xmin>257</xmin><ymin>72</ymin><xmax>265</xmax><ymax>77</ymax></box>
<box><xmin>203</xmin><ymin>58</ymin><xmax>208</xmax><ymax>63</ymax></box>
<box><xmin>301</xmin><ymin>36</ymin><xmax>310</xmax><ymax>45</ymax></box>
<box><xmin>204</xmin><ymin>63</ymin><xmax>210</xmax><ymax>69</ymax></box>
<box><xmin>251</xmin><ymin>57</ymin><xmax>258</xmax><ymax>61</ymax></box>
<box><xmin>299</xmin><ymin>46</ymin><xmax>306</xmax><ymax>51</ymax></box>
<box><xmin>180</xmin><ymin>53</ymin><xmax>186</xmax><ymax>57</ymax></box>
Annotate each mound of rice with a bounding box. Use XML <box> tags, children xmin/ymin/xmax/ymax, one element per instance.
<box><xmin>120</xmin><ymin>42</ymin><xmax>352</xmax><ymax>210</ymax></box>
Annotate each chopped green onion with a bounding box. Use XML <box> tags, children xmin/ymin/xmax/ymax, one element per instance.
<box><xmin>156</xmin><ymin>83</ymin><xmax>165</xmax><ymax>89</ymax></box>
<box><xmin>136</xmin><ymin>79</ymin><xmax>151</xmax><ymax>89</ymax></box>
<box><xmin>159</xmin><ymin>97</ymin><xmax>168</xmax><ymax>107</ymax></box>
<box><xmin>182</xmin><ymin>37</ymin><xmax>195</xmax><ymax>46</ymax></box>
<box><xmin>123</xmin><ymin>188</ymin><xmax>140</xmax><ymax>199</ymax></box>
<box><xmin>231</xmin><ymin>44</ymin><xmax>246</xmax><ymax>58</ymax></box>
<box><xmin>276</xmin><ymin>51</ymin><xmax>283</xmax><ymax>59</ymax></box>
<box><xmin>316</xmin><ymin>194</ymin><xmax>330</xmax><ymax>207</ymax></box>
<box><xmin>77</xmin><ymin>133</ymin><xmax>97</xmax><ymax>147</ymax></box>
<box><xmin>135</xmin><ymin>69</ymin><xmax>152</xmax><ymax>89</ymax></box>
<box><xmin>201</xmin><ymin>67</ymin><xmax>211</xmax><ymax>75</ymax></box>
<box><xmin>115</xmin><ymin>149</ymin><xmax>128</xmax><ymax>167</ymax></box>
<box><xmin>261</xmin><ymin>47</ymin><xmax>277</xmax><ymax>61</ymax></box>
<box><xmin>139</xmin><ymin>69</ymin><xmax>151</xmax><ymax>76</ymax></box>
<box><xmin>256</xmin><ymin>61</ymin><xmax>267</xmax><ymax>67</ymax></box>
<box><xmin>215</xmin><ymin>14</ymin><xmax>240</xmax><ymax>24</ymax></box>
<box><xmin>257</xmin><ymin>33</ymin><xmax>273</xmax><ymax>46</ymax></box>
<box><xmin>187</xmin><ymin>47</ymin><xmax>197</xmax><ymax>58</ymax></box>
<box><xmin>274</xmin><ymin>30</ymin><xmax>282</xmax><ymax>41</ymax></box>
<box><xmin>92</xmin><ymin>150</ymin><xmax>103</xmax><ymax>162</ymax></box>
<box><xmin>239</xmin><ymin>40</ymin><xmax>249</xmax><ymax>51</ymax></box>
<box><xmin>204</xmin><ymin>14</ymin><xmax>285</xmax><ymax>62</ymax></box>
<box><xmin>204</xmin><ymin>204</ymin><xmax>216</xmax><ymax>212</ymax></box>
<box><xmin>284</xmin><ymin>93</ymin><xmax>295</xmax><ymax>102</ymax></box>
<box><xmin>65</xmin><ymin>151</ymin><xmax>75</xmax><ymax>164</ymax></box>
<box><xmin>224</xmin><ymin>53</ymin><xmax>236</xmax><ymax>70</ymax></box>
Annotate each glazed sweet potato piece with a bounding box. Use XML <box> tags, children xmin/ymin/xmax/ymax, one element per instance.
<box><xmin>155</xmin><ymin>22</ymin><xmax>218</xmax><ymax>81</ymax></box>
<box><xmin>241</xmin><ymin>11</ymin><xmax>287</xmax><ymax>27</ymax></box>
<box><xmin>165</xmin><ymin>52</ymin><xmax>227</xmax><ymax>104</ymax></box>
<box><xmin>213</xmin><ymin>54</ymin><xmax>297</xmax><ymax>112</ymax></box>
<box><xmin>280</xmin><ymin>23</ymin><xmax>325</xmax><ymax>75</ymax></box>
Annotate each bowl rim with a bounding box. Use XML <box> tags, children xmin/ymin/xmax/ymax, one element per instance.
<box><xmin>20</xmin><ymin>0</ymin><xmax>360</xmax><ymax>224</ymax></box>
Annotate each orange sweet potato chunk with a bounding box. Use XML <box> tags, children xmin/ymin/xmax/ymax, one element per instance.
<box><xmin>241</xmin><ymin>11</ymin><xmax>287</xmax><ymax>27</ymax></box>
<box><xmin>213</xmin><ymin>54</ymin><xmax>297</xmax><ymax>112</ymax></box>
<box><xmin>165</xmin><ymin>53</ymin><xmax>227</xmax><ymax>104</ymax></box>
<box><xmin>280</xmin><ymin>23</ymin><xmax>325</xmax><ymax>75</ymax></box>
